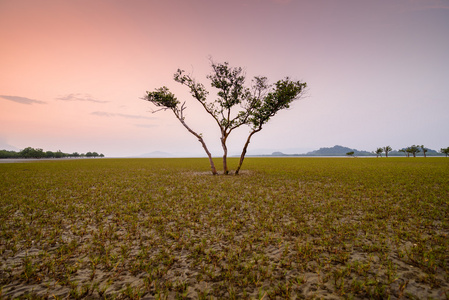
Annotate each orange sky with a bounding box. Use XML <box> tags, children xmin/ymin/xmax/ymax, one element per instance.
<box><xmin>1</xmin><ymin>0</ymin><xmax>449</xmax><ymax>156</ymax></box>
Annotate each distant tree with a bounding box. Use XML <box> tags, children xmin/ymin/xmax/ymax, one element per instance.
<box><xmin>420</xmin><ymin>145</ymin><xmax>427</xmax><ymax>158</ymax></box>
<box><xmin>383</xmin><ymin>146</ymin><xmax>392</xmax><ymax>158</ymax></box>
<box><xmin>407</xmin><ymin>145</ymin><xmax>420</xmax><ymax>157</ymax></box>
<box><xmin>441</xmin><ymin>147</ymin><xmax>449</xmax><ymax>157</ymax></box>
<box><xmin>375</xmin><ymin>148</ymin><xmax>383</xmax><ymax>158</ymax></box>
<box><xmin>346</xmin><ymin>151</ymin><xmax>355</xmax><ymax>157</ymax></box>
<box><xmin>144</xmin><ymin>60</ymin><xmax>306</xmax><ymax>175</ymax></box>
<box><xmin>99</xmin><ymin>153</ymin><xmax>105</xmax><ymax>158</ymax></box>
<box><xmin>85</xmin><ymin>151</ymin><xmax>100</xmax><ymax>158</ymax></box>
<box><xmin>399</xmin><ymin>148</ymin><xmax>408</xmax><ymax>157</ymax></box>
<box><xmin>0</xmin><ymin>150</ymin><xmax>19</xmax><ymax>158</ymax></box>
<box><xmin>54</xmin><ymin>150</ymin><xmax>64</xmax><ymax>158</ymax></box>
<box><xmin>405</xmin><ymin>147</ymin><xmax>412</xmax><ymax>157</ymax></box>
<box><xmin>20</xmin><ymin>147</ymin><xmax>32</xmax><ymax>158</ymax></box>
<box><xmin>0</xmin><ymin>148</ymin><xmax>98</xmax><ymax>159</ymax></box>
<box><xmin>36</xmin><ymin>148</ymin><xmax>45</xmax><ymax>158</ymax></box>
<box><xmin>20</xmin><ymin>147</ymin><xmax>45</xmax><ymax>158</ymax></box>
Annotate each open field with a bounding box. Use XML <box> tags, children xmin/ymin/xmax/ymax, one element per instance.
<box><xmin>0</xmin><ymin>157</ymin><xmax>448</xmax><ymax>299</ymax></box>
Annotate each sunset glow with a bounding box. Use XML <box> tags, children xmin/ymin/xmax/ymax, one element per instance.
<box><xmin>1</xmin><ymin>0</ymin><xmax>448</xmax><ymax>157</ymax></box>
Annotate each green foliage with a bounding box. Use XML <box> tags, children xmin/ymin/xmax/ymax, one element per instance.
<box><xmin>207</xmin><ymin>61</ymin><xmax>250</xmax><ymax>110</ymax></box>
<box><xmin>20</xmin><ymin>147</ymin><xmax>45</xmax><ymax>158</ymax></box>
<box><xmin>420</xmin><ymin>145</ymin><xmax>428</xmax><ymax>158</ymax></box>
<box><xmin>1</xmin><ymin>158</ymin><xmax>448</xmax><ymax>298</ymax></box>
<box><xmin>248</xmin><ymin>78</ymin><xmax>306</xmax><ymax>129</ymax></box>
<box><xmin>145</xmin><ymin>86</ymin><xmax>179</xmax><ymax>110</ymax></box>
<box><xmin>174</xmin><ymin>69</ymin><xmax>209</xmax><ymax>104</ymax></box>
<box><xmin>383</xmin><ymin>146</ymin><xmax>392</xmax><ymax>157</ymax></box>
<box><xmin>406</xmin><ymin>145</ymin><xmax>421</xmax><ymax>157</ymax></box>
<box><xmin>85</xmin><ymin>152</ymin><xmax>100</xmax><ymax>158</ymax></box>
<box><xmin>0</xmin><ymin>147</ymin><xmax>104</xmax><ymax>159</ymax></box>
<box><xmin>0</xmin><ymin>149</ymin><xmax>20</xmax><ymax>158</ymax></box>
<box><xmin>441</xmin><ymin>147</ymin><xmax>449</xmax><ymax>157</ymax></box>
<box><xmin>375</xmin><ymin>147</ymin><xmax>383</xmax><ymax>158</ymax></box>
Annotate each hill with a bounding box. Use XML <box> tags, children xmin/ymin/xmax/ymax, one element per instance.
<box><xmin>269</xmin><ymin>145</ymin><xmax>444</xmax><ymax>157</ymax></box>
<box><xmin>303</xmin><ymin>145</ymin><xmax>372</xmax><ymax>156</ymax></box>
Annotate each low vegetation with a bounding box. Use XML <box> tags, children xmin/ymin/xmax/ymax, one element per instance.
<box><xmin>0</xmin><ymin>147</ymin><xmax>104</xmax><ymax>159</ymax></box>
<box><xmin>0</xmin><ymin>157</ymin><xmax>448</xmax><ymax>299</ymax></box>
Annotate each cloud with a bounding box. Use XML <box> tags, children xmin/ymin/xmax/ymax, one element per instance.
<box><xmin>91</xmin><ymin>111</ymin><xmax>155</xmax><ymax>120</ymax></box>
<box><xmin>0</xmin><ymin>95</ymin><xmax>46</xmax><ymax>105</ymax></box>
<box><xmin>134</xmin><ymin>124</ymin><xmax>157</xmax><ymax>128</ymax></box>
<box><xmin>56</xmin><ymin>93</ymin><xmax>109</xmax><ymax>103</ymax></box>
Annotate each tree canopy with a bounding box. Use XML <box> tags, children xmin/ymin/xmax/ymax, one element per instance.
<box><xmin>441</xmin><ymin>147</ymin><xmax>449</xmax><ymax>157</ymax></box>
<box><xmin>375</xmin><ymin>148</ymin><xmax>383</xmax><ymax>158</ymax></box>
<box><xmin>383</xmin><ymin>146</ymin><xmax>392</xmax><ymax>158</ymax></box>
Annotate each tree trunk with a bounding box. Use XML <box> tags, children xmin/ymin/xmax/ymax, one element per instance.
<box><xmin>235</xmin><ymin>128</ymin><xmax>261</xmax><ymax>175</ymax></box>
<box><xmin>199</xmin><ymin>138</ymin><xmax>218</xmax><ymax>175</ymax></box>
<box><xmin>179</xmin><ymin>117</ymin><xmax>217</xmax><ymax>175</ymax></box>
<box><xmin>221</xmin><ymin>134</ymin><xmax>229</xmax><ymax>175</ymax></box>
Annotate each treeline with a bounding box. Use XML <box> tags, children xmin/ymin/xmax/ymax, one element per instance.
<box><xmin>0</xmin><ymin>147</ymin><xmax>105</xmax><ymax>159</ymax></box>
<box><xmin>274</xmin><ymin>145</ymin><xmax>449</xmax><ymax>157</ymax></box>
<box><xmin>375</xmin><ymin>145</ymin><xmax>449</xmax><ymax>158</ymax></box>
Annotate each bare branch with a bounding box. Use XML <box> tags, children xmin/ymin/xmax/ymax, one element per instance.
<box><xmin>150</xmin><ymin>107</ymin><xmax>170</xmax><ymax>114</ymax></box>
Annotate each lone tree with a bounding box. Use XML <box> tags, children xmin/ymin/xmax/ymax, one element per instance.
<box><xmin>144</xmin><ymin>60</ymin><xmax>306</xmax><ymax>175</ymax></box>
<box><xmin>383</xmin><ymin>146</ymin><xmax>392</xmax><ymax>158</ymax></box>
<box><xmin>440</xmin><ymin>147</ymin><xmax>449</xmax><ymax>157</ymax></box>
<box><xmin>173</xmin><ymin>62</ymin><xmax>251</xmax><ymax>174</ymax></box>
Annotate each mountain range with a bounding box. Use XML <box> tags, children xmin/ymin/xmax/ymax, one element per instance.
<box><xmin>271</xmin><ymin>145</ymin><xmax>442</xmax><ymax>157</ymax></box>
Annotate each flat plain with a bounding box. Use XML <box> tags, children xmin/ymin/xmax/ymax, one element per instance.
<box><xmin>0</xmin><ymin>157</ymin><xmax>448</xmax><ymax>299</ymax></box>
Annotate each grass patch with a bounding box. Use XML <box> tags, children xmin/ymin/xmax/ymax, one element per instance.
<box><xmin>1</xmin><ymin>157</ymin><xmax>448</xmax><ymax>298</ymax></box>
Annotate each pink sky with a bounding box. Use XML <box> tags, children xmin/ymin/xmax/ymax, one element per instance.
<box><xmin>1</xmin><ymin>0</ymin><xmax>448</xmax><ymax>157</ymax></box>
